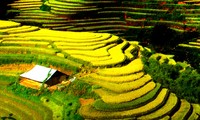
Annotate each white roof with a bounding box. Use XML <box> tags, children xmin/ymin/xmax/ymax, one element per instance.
<box><xmin>20</xmin><ymin>65</ymin><xmax>57</xmax><ymax>82</ymax></box>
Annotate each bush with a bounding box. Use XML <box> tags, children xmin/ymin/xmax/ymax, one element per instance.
<box><xmin>142</xmin><ymin>50</ymin><xmax>200</xmax><ymax>103</ymax></box>
<box><xmin>6</xmin><ymin>84</ymin><xmax>42</xmax><ymax>102</ymax></box>
<box><xmin>42</xmin><ymin>91</ymin><xmax>84</xmax><ymax>120</ymax></box>
<box><xmin>64</xmin><ymin>79</ymin><xmax>99</xmax><ymax>99</ymax></box>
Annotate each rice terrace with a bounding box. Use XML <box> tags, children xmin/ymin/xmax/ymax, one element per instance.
<box><xmin>0</xmin><ymin>0</ymin><xmax>200</xmax><ymax>120</ymax></box>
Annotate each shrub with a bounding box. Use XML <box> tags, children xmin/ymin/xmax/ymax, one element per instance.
<box><xmin>64</xmin><ymin>79</ymin><xmax>99</xmax><ymax>99</ymax></box>
<box><xmin>42</xmin><ymin>91</ymin><xmax>84</xmax><ymax>120</ymax></box>
<box><xmin>142</xmin><ymin>50</ymin><xmax>200</xmax><ymax>103</ymax></box>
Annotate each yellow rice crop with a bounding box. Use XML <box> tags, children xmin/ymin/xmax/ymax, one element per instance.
<box><xmin>6</xmin><ymin>26</ymin><xmax>39</xmax><ymax>34</ymax></box>
<box><xmin>0</xmin><ymin>20</ymin><xmax>21</xmax><ymax>29</ymax></box>
<box><xmin>2</xmin><ymin>41</ymin><xmax>49</xmax><ymax>47</ymax></box>
<box><xmin>60</xmin><ymin>43</ymin><xmax>106</xmax><ymax>50</ymax></box>
<box><xmin>89</xmin><ymin>72</ymin><xmax>144</xmax><ymax>83</ymax></box>
<box><xmin>54</xmin><ymin>35</ymin><xmax>118</xmax><ymax>46</ymax></box>
<box><xmin>70</xmin><ymin>54</ymin><xmax>112</xmax><ymax>62</ymax></box>
<box><xmin>0</xmin><ymin>26</ymin><xmax>31</xmax><ymax>32</ymax></box>
<box><xmin>97</xmin><ymin>58</ymin><xmax>143</xmax><ymax>76</ymax></box>
<box><xmin>48</xmin><ymin>0</ymin><xmax>82</xmax><ymax>6</ymax></box>
<box><xmin>149</xmin><ymin>53</ymin><xmax>177</xmax><ymax>65</ymax></box>
<box><xmin>188</xmin><ymin>104</ymin><xmax>200</xmax><ymax>120</ymax></box>
<box><xmin>189</xmin><ymin>42</ymin><xmax>200</xmax><ymax>46</ymax></box>
<box><xmin>13</xmin><ymin>29</ymin><xmax>103</xmax><ymax>40</ymax></box>
<box><xmin>129</xmin><ymin>41</ymin><xmax>139</xmax><ymax>45</ymax></box>
<box><xmin>160</xmin><ymin>116</ymin><xmax>170</xmax><ymax>120</ymax></box>
<box><xmin>91</xmin><ymin>41</ymin><xmax>128</xmax><ymax>66</ymax></box>
<box><xmin>0</xmin><ymin>25</ymin><xmax>37</xmax><ymax>33</ymax></box>
<box><xmin>179</xmin><ymin>44</ymin><xmax>200</xmax><ymax>49</ymax></box>
<box><xmin>79</xmin><ymin>88</ymin><xmax>169</xmax><ymax>119</ymax></box>
<box><xmin>138</xmin><ymin>93</ymin><xmax>178</xmax><ymax>120</ymax></box>
<box><xmin>91</xmin><ymin>54</ymin><xmax>126</xmax><ymax>66</ymax></box>
<box><xmin>86</xmin><ymin>74</ymin><xmax>152</xmax><ymax>93</ymax></box>
<box><xmin>65</xmin><ymin>44</ymin><xmax>116</xmax><ymax>57</ymax></box>
<box><xmin>171</xmin><ymin>99</ymin><xmax>191</xmax><ymax>120</ymax></box>
<box><xmin>94</xmin><ymin>81</ymin><xmax>156</xmax><ymax>104</ymax></box>
<box><xmin>2</xmin><ymin>37</ymin><xmax>36</xmax><ymax>41</ymax></box>
<box><xmin>125</xmin><ymin>45</ymin><xmax>136</xmax><ymax>59</ymax></box>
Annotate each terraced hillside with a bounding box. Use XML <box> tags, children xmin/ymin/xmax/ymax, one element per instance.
<box><xmin>0</xmin><ymin>20</ymin><xmax>200</xmax><ymax>119</ymax></box>
<box><xmin>176</xmin><ymin>38</ymin><xmax>200</xmax><ymax>71</ymax></box>
<box><xmin>5</xmin><ymin>0</ymin><xmax>200</xmax><ymax>40</ymax></box>
<box><xmin>0</xmin><ymin>90</ymin><xmax>53</xmax><ymax>120</ymax></box>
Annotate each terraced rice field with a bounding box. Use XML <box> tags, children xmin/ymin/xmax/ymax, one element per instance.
<box><xmin>179</xmin><ymin>39</ymin><xmax>200</xmax><ymax>50</ymax></box>
<box><xmin>7</xmin><ymin>0</ymin><xmax>200</xmax><ymax>40</ymax></box>
<box><xmin>0</xmin><ymin>20</ymin><xmax>199</xmax><ymax>119</ymax></box>
<box><xmin>0</xmin><ymin>90</ymin><xmax>53</xmax><ymax>120</ymax></box>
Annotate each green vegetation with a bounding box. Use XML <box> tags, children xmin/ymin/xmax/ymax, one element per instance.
<box><xmin>142</xmin><ymin>50</ymin><xmax>200</xmax><ymax>103</ymax></box>
<box><xmin>64</xmin><ymin>79</ymin><xmax>99</xmax><ymax>99</ymax></box>
<box><xmin>40</xmin><ymin>0</ymin><xmax>51</xmax><ymax>11</ymax></box>
<box><xmin>0</xmin><ymin>46</ymin><xmax>57</xmax><ymax>55</ymax></box>
<box><xmin>41</xmin><ymin>91</ymin><xmax>83</xmax><ymax>120</ymax></box>
<box><xmin>176</xmin><ymin>45</ymin><xmax>200</xmax><ymax>73</ymax></box>
<box><xmin>40</xmin><ymin>69</ymin><xmax>52</xmax><ymax>92</ymax></box>
<box><xmin>0</xmin><ymin>75</ymin><xmax>19</xmax><ymax>86</ymax></box>
<box><xmin>0</xmin><ymin>3</ymin><xmax>200</xmax><ymax>118</ymax></box>
<box><xmin>6</xmin><ymin>84</ymin><xmax>42</xmax><ymax>102</ymax></box>
<box><xmin>0</xmin><ymin>54</ymin><xmax>82</xmax><ymax>72</ymax></box>
<box><xmin>1</xmin><ymin>73</ymin><xmax>95</xmax><ymax>120</ymax></box>
<box><xmin>0</xmin><ymin>89</ymin><xmax>53</xmax><ymax>120</ymax></box>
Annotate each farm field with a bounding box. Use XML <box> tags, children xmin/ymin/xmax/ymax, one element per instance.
<box><xmin>0</xmin><ymin>19</ymin><xmax>199</xmax><ymax>120</ymax></box>
<box><xmin>4</xmin><ymin>0</ymin><xmax>200</xmax><ymax>41</ymax></box>
<box><xmin>0</xmin><ymin>0</ymin><xmax>200</xmax><ymax>119</ymax></box>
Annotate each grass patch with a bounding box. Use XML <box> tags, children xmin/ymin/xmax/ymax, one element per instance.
<box><xmin>0</xmin><ymin>75</ymin><xmax>19</xmax><ymax>86</ymax></box>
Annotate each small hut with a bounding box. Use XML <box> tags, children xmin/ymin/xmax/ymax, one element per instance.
<box><xmin>20</xmin><ymin>65</ymin><xmax>68</xmax><ymax>90</ymax></box>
